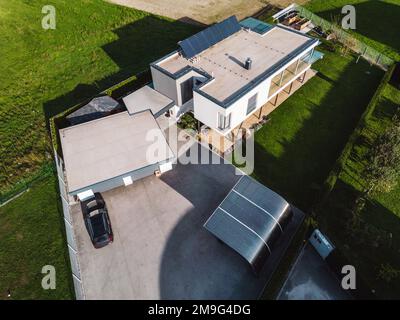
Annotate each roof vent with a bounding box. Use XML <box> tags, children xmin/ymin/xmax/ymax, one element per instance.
<box><xmin>245</xmin><ymin>57</ymin><xmax>252</xmax><ymax>70</ymax></box>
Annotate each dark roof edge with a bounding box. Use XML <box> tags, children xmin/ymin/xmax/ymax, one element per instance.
<box><xmin>195</xmin><ymin>37</ymin><xmax>319</xmax><ymax>108</ymax></box>
<box><xmin>151</xmin><ymin>28</ymin><xmax>319</xmax><ymax>109</ymax></box>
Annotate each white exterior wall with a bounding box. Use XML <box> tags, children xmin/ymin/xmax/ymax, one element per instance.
<box><xmin>151</xmin><ymin>65</ymin><xmax>178</xmax><ymax>104</ymax></box>
<box><xmin>193</xmin><ymin>90</ymin><xmax>227</xmax><ymax>132</ymax></box>
<box><xmin>224</xmin><ymin>78</ymin><xmax>271</xmax><ymax>132</ymax></box>
<box><xmin>193</xmin><ymin>45</ymin><xmax>317</xmax><ymax>135</ymax></box>
<box><xmin>193</xmin><ymin>77</ymin><xmax>272</xmax><ymax>135</ymax></box>
<box><xmin>151</xmin><ymin>63</ymin><xmax>204</xmax><ymax>107</ymax></box>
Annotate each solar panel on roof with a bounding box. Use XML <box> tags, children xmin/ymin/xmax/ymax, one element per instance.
<box><xmin>178</xmin><ymin>40</ymin><xmax>196</xmax><ymax>60</ymax></box>
<box><xmin>192</xmin><ymin>33</ymin><xmax>209</xmax><ymax>53</ymax></box>
<box><xmin>202</xmin><ymin>26</ymin><xmax>218</xmax><ymax>46</ymax></box>
<box><xmin>225</xmin><ymin>15</ymin><xmax>241</xmax><ymax>33</ymax></box>
<box><xmin>196</xmin><ymin>31</ymin><xmax>211</xmax><ymax>49</ymax></box>
<box><xmin>179</xmin><ymin>15</ymin><xmax>241</xmax><ymax>58</ymax></box>
<box><xmin>209</xmin><ymin>23</ymin><xmax>224</xmax><ymax>43</ymax></box>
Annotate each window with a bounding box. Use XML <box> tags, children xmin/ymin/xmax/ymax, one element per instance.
<box><xmin>247</xmin><ymin>93</ymin><xmax>258</xmax><ymax>115</ymax></box>
<box><xmin>218</xmin><ymin>112</ymin><xmax>231</xmax><ymax>130</ymax></box>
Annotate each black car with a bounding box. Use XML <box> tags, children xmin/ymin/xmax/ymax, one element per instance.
<box><xmin>80</xmin><ymin>193</ymin><xmax>113</xmax><ymax>248</ymax></box>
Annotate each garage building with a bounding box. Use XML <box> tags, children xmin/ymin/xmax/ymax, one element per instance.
<box><xmin>59</xmin><ymin>110</ymin><xmax>174</xmax><ymax>200</ymax></box>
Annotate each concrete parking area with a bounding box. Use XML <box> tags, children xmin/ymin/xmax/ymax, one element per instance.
<box><xmin>70</xmin><ymin>143</ymin><xmax>303</xmax><ymax>299</ymax></box>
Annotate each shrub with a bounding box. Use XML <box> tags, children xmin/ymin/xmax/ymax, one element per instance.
<box><xmin>378</xmin><ymin>263</ymin><xmax>400</xmax><ymax>283</ymax></box>
<box><xmin>178</xmin><ymin>113</ymin><xmax>197</xmax><ymax>131</ymax></box>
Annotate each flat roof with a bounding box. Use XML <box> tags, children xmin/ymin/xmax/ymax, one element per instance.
<box><xmin>204</xmin><ymin>175</ymin><xmax>293</xmax><ymax>274</ymax></box>
<box><xmin>123</xmin><ymin>85</ymin><xmax>174</xmax><ymax>118</ymax></box>
<box><xmin>59</xmin><ymin>111</ymin><xmax>174</xmax><ymax>193</ymax></box>
<box><xmin>157</xmin><ymin>26</ymin><xmax>315</xmax><ymax>102</ymax></box>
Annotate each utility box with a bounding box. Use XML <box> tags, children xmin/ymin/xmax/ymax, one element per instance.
<box><xmin>309</xmin><ymin>229</ymin><xmax>335</xmax><ymax>260</ymax></box>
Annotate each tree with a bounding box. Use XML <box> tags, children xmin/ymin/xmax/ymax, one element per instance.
<box><xmin>363</xmin><ymin>112</ymin><xmax>400</xmax><ymax>194</ymax></box>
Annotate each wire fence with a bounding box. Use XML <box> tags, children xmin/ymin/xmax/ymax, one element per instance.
<box><xmin>297</xmin><ymin>5</ymin><xmax>394</xmax><ymax>70</ymax></box>
<box><xmin>0</xmin><ymin>162</ymin><xmax>55</xmax><ymax>205</ymax></box>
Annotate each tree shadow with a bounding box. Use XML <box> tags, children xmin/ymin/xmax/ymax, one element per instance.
<box><xmin>315</xmin><ymin>0</ymin><xmax>400</xmax><ymax>54</ymax></box>
<box><xmin>43</xmin><ymin>15</ymin><xmax>202</xmax><ymax>129</ymax></box>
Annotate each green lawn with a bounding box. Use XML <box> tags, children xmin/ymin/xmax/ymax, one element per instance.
<box><xmin>0</xmin><ymin>0</ymin><xmax>200</xmax><ymax>299</ymax></box>
<box><xmin>0</xmin><ymin>175</ymin><xmax>73</xmax><ymax>299</ymax></box>
<box><xmin>0</xmin><ymin>0</ymin><xmax>199</xmax><ymax>195</ymax></box>
<box><xmin>319</xmin><ymin>78</ymin><xmax>400</xmax><ymax>299</ymax></box>
<box><xmin>305</xmin><ymin>0</ymin><xmax>400</xmax><ymax>61</ymax></box>
<box><xmin>253</xmin><ymin>46</ymin><xmax>383</xmax><ymax>210</ymax></box>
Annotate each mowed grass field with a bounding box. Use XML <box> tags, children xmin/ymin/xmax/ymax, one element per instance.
<box><xmin>305</xmin><ymin>0</ymin><xmax>400</xmax><ymax>61</ymax></box>
<box><xmin>253</xmin><ymin>47</ymin><xmax>383</xmax><ymax>210</ymax></box>
<box><xmin>320</xmin><ymin>77</ymin><xmax>400</xmax><ymax>298</ymax></box>
<box><xmin>0</xmin><ymin>0</ymin><xmax>200</xmax><ymax>299</ymax></box>
<box><xmin>0</xmin><ymin>176</ymin><xmax>73</xmax><ymax>299</ymax></box>
<box><xmin>303</xmin><ymin>0</ymin><xmax>400</xmax><ymax>299</ymax></box>
<box><xmin>0</xmin><ymin>0</ymin><xmax>199</xmax><ymax>196</ymax></box>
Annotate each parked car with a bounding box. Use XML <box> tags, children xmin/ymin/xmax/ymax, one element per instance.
<box><xmin>80</xmin><ymin>193</ymin><xmax>113</xmax><ymax>248</ymax></box>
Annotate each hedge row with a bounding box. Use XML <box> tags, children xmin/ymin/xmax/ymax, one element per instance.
<box><xmin>50</xmin><ymin>69</ymin><xmax>152</xmax><ymax>156</ymax></box>
<box><xmin>318</xmin><ymin>63</ymin><xmax>396</xmax><ymax>206</ymax></box>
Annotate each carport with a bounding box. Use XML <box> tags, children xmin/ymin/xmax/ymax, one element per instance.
<box><xmin>59</xmin><ymin>110</ymin><xmax>174</xmax><ymax>198</ymax></box>
<box><xmin>204</xmin><ymin>175</ymin><xmax>293</xmax><ymax>275</ymax></box>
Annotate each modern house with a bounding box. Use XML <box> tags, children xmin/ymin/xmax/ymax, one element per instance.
<box><xmin>56</xmin><ymin>15</ymin><xmax>322</xmax><ymax>200</ymax></box>
<box><xmin>150</xmin><ymin>16</ymin><xmax>322</xmax><ymax>140</ymax></box>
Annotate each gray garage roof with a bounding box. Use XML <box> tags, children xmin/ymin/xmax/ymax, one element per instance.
<box><xmin>123</xmin><ymin>85</ymin><xmax>175</xmax><ymax>118</ymax></box>
<box><xmin>204</xmin><ymin>175</ymin><xmax>293</xmax><ymax>274</ymax></box>
<box><xmin>59</xmin><ymin>110</ymin><xmax>174</xmax><ymax>194</ymax></box>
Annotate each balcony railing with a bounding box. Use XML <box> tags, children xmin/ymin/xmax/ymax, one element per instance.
<box><xmin>268</xmin><ymin>50</ymin><xmax>323</xmax><ymax>98</ymax></box>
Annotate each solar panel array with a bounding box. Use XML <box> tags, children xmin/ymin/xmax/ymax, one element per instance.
<box><xmin>178</xmin><ymin>16</ymin><xmax>241</xmax><ymax>59</ymax></box>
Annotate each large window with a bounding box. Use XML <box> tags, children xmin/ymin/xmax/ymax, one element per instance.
<box><xmin>247</xmin><ymin>93</ymin><xmax>258</xmax><ymax>115</ymax></box>
<box><xmin>218</xmin><ymin>112</ymin><xmax>231</xmax><ymax>130</ymax></box>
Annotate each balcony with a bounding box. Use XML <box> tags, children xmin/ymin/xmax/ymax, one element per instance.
<box><xmin>268</xmin><ymin>50</ymin><xmax>323</xmax><ymax>98</ymax></box>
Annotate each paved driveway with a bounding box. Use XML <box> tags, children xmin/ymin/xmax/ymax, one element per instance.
<box><xmin>71</xmin><ymin>144</ymin><xmax>264</xmax><ymax>299</ymax></box>
<box><xmin>277</xmin><ymin>244</ymin><xmax>352</xmax><ymax>300</ymax></box>
<box><xmin>71</xmin><ymin>142</ymin><xmax>304</xmax><ymax>299</ymax></box>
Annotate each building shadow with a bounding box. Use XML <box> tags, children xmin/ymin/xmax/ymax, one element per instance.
<box><xmin>319</xmin><ymin>179</ymin><xmax>400</xmax><ymax>298</ymax></box>
<box><xmin>157</xmin><ymin>144</ymin><xmax>304</xmax><ymax>299</ymax></box>
<box><xmin>251</xmin><ymin>52</ymin><xmax>384</xmax><ymax>212</ymax></box>
<box><xmin>43</xmin><ymin>15</ymin><xmax>201</xmax><ymax>129</ymax></box>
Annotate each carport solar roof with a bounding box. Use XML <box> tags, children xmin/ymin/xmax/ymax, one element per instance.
<box><xmin>204</xmin><ymin>175</ymin><xmax>293</xmax><ymax>274</ymax></box>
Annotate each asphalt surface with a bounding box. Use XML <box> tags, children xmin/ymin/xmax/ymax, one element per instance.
<box><xmin>70</xmin><ymin>143</ymin><xmax>304</xmax><ymax>299</ymax></box>
<box><xmin>278</xmin><ymin>243</ymin><xmax>352</xmax><ymax>300</ymax></box>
